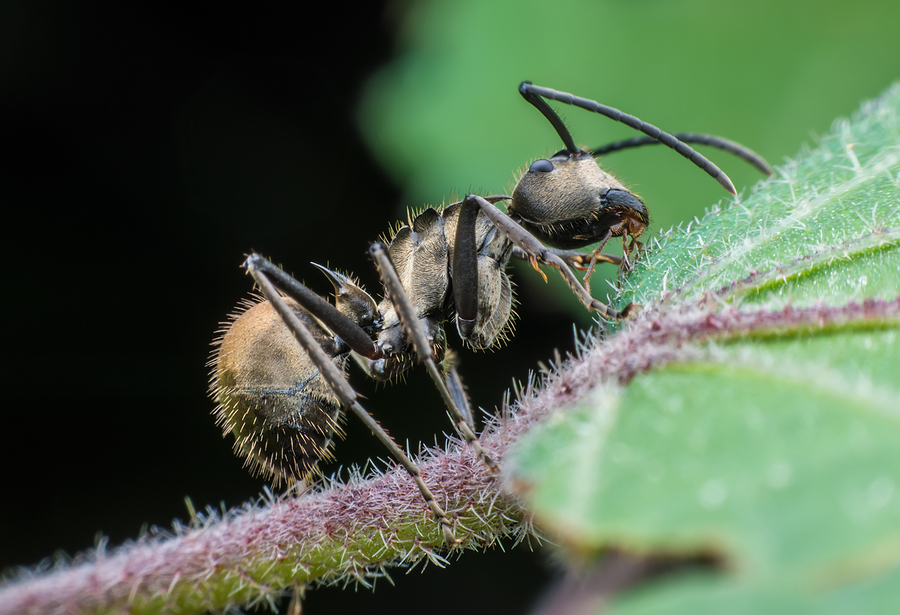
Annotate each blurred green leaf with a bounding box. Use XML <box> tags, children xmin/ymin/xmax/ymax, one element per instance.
<box><xmin>507</xmin><ymin>85</ymin><xmax>900</xmax><ymax>611</ymax></box>
<box><xmin>360</xmin><ymin>0</ymin><xmax>900</xmax><ymax>227</ymax></box>
<box><xmin>358</xmin><ymin>0</ymin><xmax>900</xmax><ymax>321</ymax></box>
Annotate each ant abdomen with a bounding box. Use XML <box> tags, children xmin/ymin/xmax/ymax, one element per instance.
<box><xmin>213</xmin><ymin>297</ymin><xmax>346</xmax><ymax>483</ymax></box>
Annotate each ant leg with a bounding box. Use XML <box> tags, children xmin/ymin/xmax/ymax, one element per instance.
<box><xmin>621</xmin><ymin>236</ymin><xmax>632</xmax><ymax>271</ymax></box>
<box><xmin>463</xmin><ymin>195</ymin><xmax>633</xmax><ymax>320</ymax></box>
<box><xmin>244</xmin><ymin>256</ymin><xmax>458</xmax><ymax>545</ymax></box>
<box><xmin>619</xmin><ymin>236</ymin><xmax>645</xmax><ymax>275</ymax></box>
<box><xmin>369</xmin><ymin>243</ymin><xmax>499</xmax><ymax>472</ymax></box>
<box><xmin>245</xmin><ymin>255</ymin><xmax>380</xmax><ymax>360</ymax></box>
<box><xmin>443</xmin><ymin>350</ymin><xmax>475</xmax><ymax>432</ymax></box>
<box><xmin>580</xmin><ymin>230</ymin><xmax>613</xmax><ymax>294</ymax></box>
<box><xmin>511</xmin><ymin>246</ymin><xmax>623</xmax><ymax>271</ymax></box>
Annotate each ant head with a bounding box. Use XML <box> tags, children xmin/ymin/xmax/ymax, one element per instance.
<box><xmin>510</xmin><ymin>83</ymin><xmax>649</xmax><ymax>249</ymax></box>
<box><xmin>510</xmin><ymin>151</ymin><xmax>648</xmax><ymax>250</ymax></box>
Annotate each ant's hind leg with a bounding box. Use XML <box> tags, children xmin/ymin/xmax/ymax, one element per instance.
<box><xmin>245</xmin><ymin>255</ymin><xmax>380</xmax><ymax>360</ymax></box>
<box><xmin>368</xmin><ymin>243</ymin><xmax>499</xmax><ymax>472</ymax></box>
<box><xmin>244</xmin><ymin>255</ymin><xmax>458</xmax><ymax>545</ymax></box>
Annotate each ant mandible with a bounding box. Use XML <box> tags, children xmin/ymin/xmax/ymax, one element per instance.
<box><xmin>211</xmin><ymin>82</ymin><xmax>773</xmax><ymax>545</ymax></box>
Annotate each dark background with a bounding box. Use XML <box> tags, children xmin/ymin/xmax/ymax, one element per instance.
<box><xmin>0</xmin><ymin>2</ymin><xmax>568</xmax><ymax>613</ymax></box>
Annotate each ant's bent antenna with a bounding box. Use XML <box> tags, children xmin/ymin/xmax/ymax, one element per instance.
<box><xmin>518</xmin><ymin>82</ymin><xmax>579</xmax><ymax>155</ymax></box>
<box><xmin>519</xmin><ymin>81</ymin><xmax>740</xmax><ymax>195</ymax></box>
<box><xmin>588</xmin><ymin>133</ymin><xmax>775</xmax><ymax>177</ymax></box>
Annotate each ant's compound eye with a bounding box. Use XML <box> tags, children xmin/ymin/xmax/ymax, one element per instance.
<box><xmin>528</xmin><ymin>159</ymin><xmax>554</xmax><ymax>173</ymax></box>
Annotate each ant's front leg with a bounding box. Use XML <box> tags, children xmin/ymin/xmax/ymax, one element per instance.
<box><xmin>511</xmin><ymin>246</ymin><xmax>623</xmax><ymax>272</ymax></box>
<box><xmin>580</xmin><ymin>230</ymin><xmax>613</xmax><ymax>294</ymax></box>
<box><xmin>460</xmin><ymin>195</ymin><xmax>633</xmax><ymax>320</ymax></box>
<box><xmin>511</xmin><ymin>243</ymin><xmax>624</xmax><ymax>294</ymax></box>
<box><xmin>620</xmin><ymin>235</ymin><xmax>645</xmax><ymax>274</ymax></box>
<box><xmin>367</xmin><ymin>243</ymin><xmax>498</xmax><ymax>473</ymax></box>
<box><xmin>244</xmin><ymin>254</ymin><xmax>459</xmax><ymax>545</ymax></box>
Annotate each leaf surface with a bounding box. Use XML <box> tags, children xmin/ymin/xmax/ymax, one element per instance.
<box><xmin>507</xmin><ymin>84</ymin><xmax>900</xmax><ymax>612</ymax></box>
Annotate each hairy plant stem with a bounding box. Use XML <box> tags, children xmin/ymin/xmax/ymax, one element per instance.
<box><xmin>2</xmin><ymin>293</ymin><xmax>898</xmax><ymax>615</ymax></box>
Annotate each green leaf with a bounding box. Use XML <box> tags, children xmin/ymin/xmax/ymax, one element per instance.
<box><xmin>619</xmin><ymin>84</ymin><xmax>900</xmax><ymax>311</ymax></box>
<box><xmin>507</xmin><ymin>85</ymin><xmax>900</xmax><ymax>611</ymax></box>
<box><xmin>358</xmin><ymin>0</ymin><xmax>900</xmax><ymax>318</ymax></box>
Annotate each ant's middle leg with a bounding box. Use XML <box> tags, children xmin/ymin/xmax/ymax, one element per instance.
<box><xmin>244</xmin><ymin>254</ymin><xmax>458</xmax><ymax>545</ymax></box>
<box><xmin>443</xmin><ymin>350</ymin><xmax>476</xmax><ymax>433</ymax></box>
<box><xmin>368</xmin><ymin>243</ymin><xmax>498</xmax><ymax>472</ymax></box>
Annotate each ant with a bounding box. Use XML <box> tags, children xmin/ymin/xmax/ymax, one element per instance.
<box><xmin>211</xmin><ymin>82</ymin><xmax>773</xmax><ymax>544</ymax></box>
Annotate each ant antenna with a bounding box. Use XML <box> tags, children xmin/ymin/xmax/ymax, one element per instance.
<box><xmin>518</xmin><ymin>81</ymin><xmax>579</xmax><ymax>155</ymax></box>
<box><xmin>520</xmin><ymin>81</ymin><xmax>740</xmax><ymax>195</ymax></box>
<box><xmin>588</xmin><ymin>133</ymin><xmax>774</xmax><ymax>177</ymax></box>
